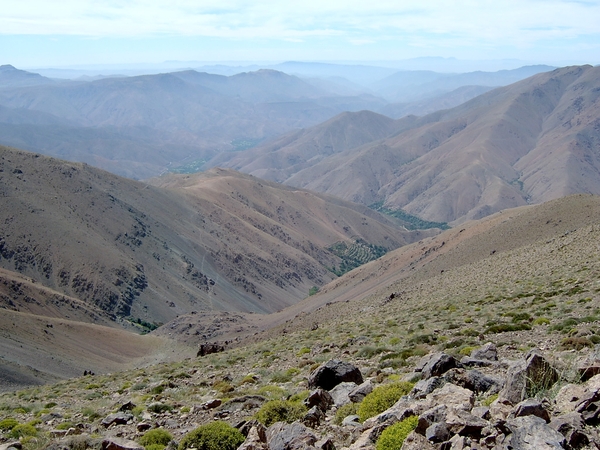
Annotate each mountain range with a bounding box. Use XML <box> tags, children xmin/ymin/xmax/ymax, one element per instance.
<box><xmin>217</xmin><ymin>65</ymin><xmax>600</xmax><ymax>224</ymax></box>
<box><xmin>0</xmin><ymin>64</ymin><xmax>553</xmax><ymax>179</ymax></box>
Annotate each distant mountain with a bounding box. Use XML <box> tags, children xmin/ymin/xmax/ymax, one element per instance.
<box><xmin>0</xmin><ymin>146</ymin><xmax>425</xmax><ymax>328</ymax></box>
<box><xmin>219</xmin><ymin>65</ymin><xmax>600</xmax><ymax>224</ymax></box>
<box><xmin>372</xmin><ymin>65</ymin><xmax>554</xmax><ymax>102</ymax></box>
<box><xmin>0</xmin><ymin>65</ymin><xmax>55</xmax><ymax>88</ymax></box>
<box><xmin>0</xmin><ymin>69</ymin><xmax>386</xmax><ymax>179</ymax></box>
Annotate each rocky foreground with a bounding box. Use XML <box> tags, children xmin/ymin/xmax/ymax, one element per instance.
<box><xmin>3</xmin><ymin>342</ymin><xmax>600</xmax><ymax>450</ymax></box>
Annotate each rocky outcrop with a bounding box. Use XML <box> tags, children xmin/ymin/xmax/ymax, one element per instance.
<box><xmin>308</xmin><ymin>359</ymin><xmax>363</xmax><ymax>390</ymax></box>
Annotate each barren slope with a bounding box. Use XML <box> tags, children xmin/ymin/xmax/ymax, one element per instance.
<box><xmin>229</xmin><ymin>65</ymin><xmax>600</xmax><ymax>224</ymax></box>
<box><xmin>0</xmin><ymin>146</ymin><xmax>423</xmax><ymax>328</ymax></box>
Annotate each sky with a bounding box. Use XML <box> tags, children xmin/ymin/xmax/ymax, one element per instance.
<box><xmin>1</xmin><ymin>0</ymin><xmax>600</xmax><ymax>70</ymax></box>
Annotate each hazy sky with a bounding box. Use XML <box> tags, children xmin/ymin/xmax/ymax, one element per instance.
<box><xmin>2</xmin><ymin>0</ymin><xmax>599</xmax><ymax>69</ymax></box>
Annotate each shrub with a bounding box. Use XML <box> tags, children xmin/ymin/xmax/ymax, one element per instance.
<box><xmin>178</xmin><ymin>421</ymin><xmax>244</xmax><ymax>450</ymax></box>
<box><xmin>484</xmin><ymin>323</ymin><xmax>531</xmax><ymax>334</ymax></box>
<box><xmin>255</xmin><ymin>400</ymin><xmax>307</xmax><ymax>426</ymax></box>
<box><xmin>533</xmin><ymin>317</ymin><xmax>550</xmax><ymax>326</ymax></box>
<box><xmin>560</xmin><ymin>337</ymin><xmax>593</xmax><ymax>351</ymax></box>
<box><xmin>140</xmin><ymin>428</ymin><xmax>173</xmax><ymax>449</ymax></box>
<box><xmin>334</xmin><ymin>402</ymin><xmax>359</xmax><ymax>425</ymax></box>
<box><xmin>9</xmin><ymin>423</ymin><xmax>37</xmax><ymax>439</ymax></box>
<box><xmin>481</xmin><ymin>393</ymin><xmax>498</xmax><ymax>407</ymax></box>
<box><xmin>358</xmin><ymin>382</ymin><xmax>414</xmax><ymax>422</ymax></box>
<box><xmin>0</xmin><ymin>418</ymin><xmax>19</xmax><ymax>431</ymax></box>
<box><xmin>147</xmin><ymin>403</ymin><xmax>173</xmax><ymax>414</ymax></box>
<box><xmin>56</xmin><ymin>422</ymin><xmax>74</xmax><ymax>430</ymax></box>
<box><xmin>375</xmin><ymin>416</ymin><xmax>418</xmax><ymax>450</ymax></box>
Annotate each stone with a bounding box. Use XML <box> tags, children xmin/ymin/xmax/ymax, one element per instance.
<box><xmin>267</xmin><ymin>422</ymin><xmax>317</xmax><ymax>450</ymax></box>
<box><xmin>444</xmin><ymin>368</ymin><xmax>502</xmax><ymax>395</ymax></box>
<box><xmin>411</xmin><ymin>376</ymin><xmax>445</xmax><ymax>399</ymax></box>
<box><xmin>305</xmin><ymin>389</ymin><xmax>334</xmax><ymax>411</ymax></box>
<box><xmin>201</xmin><ymin>399</ymin><xmax>222</xmax><ymax>409</ymax></box>
<box><xmin>197</xmin><ymin>343</ymin><xmax>225</xmax><ymax>357</ymax></box>
<box><xmin>512</xmin><ymin>398</ymin><xmax>551</xmax><ymax>422</ymax></box>
<box><xmin>471</xmin><ymin>406</ymin><xmax>491</xmax><ymax>420</ymax></box>
<box><xmin>0</xmin><ymin>442</ymin><xmax>22</xmax><ymax>450</ymax></box>
<box><xmin>303</xmin><ymin>406</ymin><xmax>325</xmax><ymax>428</ymax></box>
<box><xmin>330</xmin><ymin>382</ymin><xmax>358</xmax><ymax>407</ymax></box>
<box><xmin>419</xmin><ymin>352</ymin><xmax>460</xmax><ymax>380</ymax></box>
<box><xmin>426</xmin><ymin>383</ymin><xmax>475</xmax><ymax>412</ymax></box>
<box><xmin>505</xmin><ymin>415</ymin><xmax>566</xmax><ymax>449</ymax></box>
<box><xmin>416</xmin><ymin>405</ymin><xmax>448</xmax><ymax>434</ymax></box>
<box><xmin>401</xmin><ymin>431</ymin><xmax>436</xmax><ymax>450</ymax></box>
<box><xmin>136</xmin><ymin>422</ymin><xmax>152</xmax><ymax>432</ymax></box>
<box><xmin>549</xmin><ymin>412</ymin><xmax>589</xmax><ymax>449</ymax></box>
<box><xmin>101</xmin><ymin>413</ymin><xmax>133</xmax><ymax>428</ymax></box>
<box><xmin>308</xmin><ymin>359</ymin><xmax>363</xmax><ymax>391</ymax></box>
<box><xmin>119</xmin><ymin>401</ymin><xmax>136</xmax><ymax>411</ymax></box>
<box><xmin>425</xmin><ymin>422</ymin><xmax>450</xmax><ymax>443</ymax></box>
<box><xmin>102</xmin><ymin>438</ymin><xmax>143</xmax><ymax>450</ymax></box>
<box><xmin>471</xmin><ymin>342</ymin><xmax>498</xmax><ymax>361</ymax></box>
<box><xmin>342</xmin><ymin>415</ymin><xmax>361</xmax><ymax>427</ymax></box>
<box><xmin>238</xmin><ymin>423</ymin><xmax>269</xmax><ymax>450</ymax></box>
<box><xmin>578</xmin><ymin>363</ymin><xmax>600</xmax><ymax>382</ymax></box>
<box><xmin>498</xmin><ymin>349</ymin><xmax>558</xmax><ymax>405</ymax></box>
<box><xmin>349</xmin><ymin>380</ymin><xmax>373</xmax><ymax>403</ymax></box>
<box><xmin>444</xmin><ymin>408</ymin><xmax>489</xmax><ymax>437</ymax></box>
<box><xmin>315</xmin><ymin>437</ymin><xmax>335</xmax><ymax>450</ymax></box>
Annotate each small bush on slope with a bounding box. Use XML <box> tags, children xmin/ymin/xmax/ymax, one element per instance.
<box><xmin>255</xmin><ymin>399</ymin><xmax>307</xmax><ymax>426</ymax></box>
<box><xmin>178</xmin><ymin>421</ymin><xmax>244</xmax><ymax>450</ymax></box>
<box><xmin>358</xmin><ymin>382</ymin><xmax>414</xmax><ymax>423</ymax></box>
<box><xmin>139</xmin><ymin>428</ymin><xmax>173</xmax><ymax>449</ymax></box>
<box><xmin>376</xmin><ymin>416</ymin><xmax>418</xmax><ymax>450</ymax></box>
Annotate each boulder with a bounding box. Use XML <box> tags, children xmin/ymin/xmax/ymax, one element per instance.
<box><xmin>238</xmin><ymin>423</ymin><xmax>268</xmax><ymax>450</ymax></box>
<box><xmin>444</xmin><ymin>368</ymin><xmax>502</xmax><ymax>395</ymax></box>
<box><xmin>505</xmin><ymin>415</ymin><xmax>566</xmax><ymax>449</ymax></box>
<box><xmin>498</xmin><ymin>349</ymin><xmax>558</xmax><ymax>405</ymax></box>
<box><xmin>304</xmin><ymin>389</ymin><xmax>334</xmax><ymax>411</ymax></box>
<box><xmin>426</xmin><ymin>383</ymin><xmax>475</xmax><ymax>412</ymax></box>
<box><xmin>342</xmin><ymin>415</ymin><xmax>361</xmax><ymax>427</ymax></box>
<box><xmin>425</xmin><ymin>422</ymin><xmax>450</xmax><ymax>443</ymax></box>
<box><xmin>329</xmin><ymin>381</ymin><xmax>358</xmax><ymax>407</ymax></box>
<box><xmin>308</xmin><ymin>359</ymin><xmax>363</xmax><ymax>391</ymax></box>
<box><xmin>411</xmin><ymin>377</ymin><xmax>445</xmax><ymax>399</ymax></box>
<box><xmin>101</xmin><ymin>438</ymin><xmax>143</xmax><ymax>450</ymax></box>
<box><xmin>197</xmin><ymin>343</ymin><xmax>224</xmax><ymax>357</ymax></box>
<box><xmin>101</xmin><ymin>413</ymin><xmax>133</xmax><ymax>428</ymax></box>
<box><xmin>267</xmin><ymin>421</ymin><xmax>317</xmax><ymax>450</ymax></box>
<box><xmin>471</xmin><ymin>342</ymin><xmax>498</xmax><ymax>361</ymax></box>
<box><xmin>418</xmin><ymin>352</ymin><xmax>460</xmax><ymax>380</ymax></box>
<box><xmin>549</xmin><ymin>412</ymin><xmax>589</xmax><ymax>449</ymax></box>
<box><xmin>401</xmin><ymin>431</ymin><xmax>436</xmax><ymax>450</ymax></box>
<box><xmin>511</xmin><ymin>398</ymin><xmax>551</xmax><ymax>422</ymax></box>
<box><xmin>349</xmin><ymin>380</ymin><xmax>373</xmax><ymax>403</ymax></box>
<box><xmin>302</xmin><ymin>406</ymin><xmax>325</xmax><ymax>428</ymax></box>
<box><xmin>0</xmin><ymin>442</ymin><xmax>21</xmax><ymax>450</ymax></box>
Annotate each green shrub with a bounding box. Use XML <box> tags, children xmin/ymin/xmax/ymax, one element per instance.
<box><xmin>533</xmin><ymin>317</ymin><xmax>550</xmax><ymax>326</ymax></box>
<box><xmin>560</xmin><ymin>337</ymin><xmax>593</xmax><ymax>350</ymax></box>
<box><xmin>144</xmin><ymin>445</ymin><xmax>165</xmax><ymax>450</ymax></box>
<box><xmin>0</xmin><ymin>418</ymin><xmax>19</xmax><ymax>431</ymax></box>
<box><xmin>178</xmin><ymin>421</ymin><xmax>244</xmax><ymax>450</ymax></box>
<box><xmin>256</xmin><ymin>385</ymin><xmax>287</xmax><ymax>400</ymax></box>
<box><xmin>484</xmin><ymin>323</ymin><xmax>531</xmax><ymax>334</ymax></box>
<box><xmin>334</xmin><ymin>402</ymin><xmax>359</xmax><ymax>425</ymax></box>
<box><xmin>481</xmin><ymin>393</ymin><xmax>499</xmax><ymax>407</ymax></box>
<box><xmin>147</xmin><ymin>403</ymin><xmax>173</xmax><ymax>414</ymax></box>
<box><xmin>9</xmin><ymin>423</ymin><xmax>37</xmax><ymax>439</ymax></box>
<box><xmin>375</xmin><ymin>416</ymin><xmax>418</xmax><ymax>450</ymax></box>
<box><xmin>296</xmin><ymin>347</ymin><xmax>311</xmax><ymax>357</ymax></box>
<box><xmin>358</xmin><ymin>382</ymin><xmax>414</xmax><ymax>422</ymax></box>
<box><xmin>140</xmin><ymin>428</ymin><xmax>173</xmax><ymax>449</ymax></box>
<box><xmin>56</xmin><ymin>422</ymin><xmax>74</xmax><ymax>430</ymax></box>
<box><xmin>255</xmin><ymin>400</ymin><xmax>307</xmax><ymax>426</ymax></box>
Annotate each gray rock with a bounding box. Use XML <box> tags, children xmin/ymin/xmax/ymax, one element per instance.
<box><xmin>499</xmin><ymin>349</ymin><xmax>558</xmax><ymax>405</ymax></box>
<box><xmin>401</xmin><ymin>431</ymin><xmax>436</xmax><ymax>450</ymax></box>
<box><xmin>349</xmin><ymin>380</ymin><xmax>373</xmax><ymax>403</ymax></box>
<box><xmin>411</xmin><ymin>376</ymin><xmax>445</xmax><ymax>399</ymax></box>
<box><xmin>315</xmin><ymin>437</ymin><xmax>335</xmax><ymax>450</ymax></box>
<box><xmin>303</xmin><ymin>406</ymin><xmax>325</xmax><ymax>428</ymax></box>
<box><xmin>444</xmin><ymin>368</ymin><xmax>502</xmax><ymax>394</ymax></box>
<box><xmin>305</xmin><ymin>389</ymin><xmax>334</xmax><ymax>411</ymax></box>
<box><xmin>238</xmin><ymin>423</ymin><xmax>268</xmax><ymax>450</ymax></box>
<box><xmin>101</xmin><ymin>413</ymin><xmax>133</xmax><ymax>428</ymax></box>
<box><xmin>101</xmin><ymin>438</ymin><xmax>143</xmax><ymax>450</ymax></box>
<box><xmin>445</xmin><ymin>408</ymin><xmax>489</xmax><ymax>437</ymax></box>
<box><xmin>308</xmin><ymin>359</ymin><xmax>363</xmax><ymax>391</ymax></box>
<box><xmin>342</xmin><ymin>415</ymin><xmax>361</xmax><ymax>427</ymax></box>
<box><xmin>416</xmin><ymin>405</ymin><xmax>448</xmax><ymax>435</ymax></box>
<box><xmin>419</xmin><ymin>352</ymin><xmax>460</xmax><ymax>380</ymax></box>
<box><xmin>471</xmin><ymin>406</ymin><xmax>491</xmax><ymax>420</ymax></box>
<box><xmin>471</xmin><ymin>342</ymin><xmax>498</xmax><ymax>361</ymax></box>
<box><xmin>512</xmin><ymin>398</ymin><xmax>551</xmax><ymax>422</ymax></box>
<box><xmin>425</xmin><ymin>422</ymin><xmax>450</xmax><ymax>443</ymax></box>
<box><xmin>549</xmin><ymin>412</ymin><xmax>589</xmax><ymax>449</ymax></box>
<box><xmin>329</xmin><ymin>382</ymin><xmax>358</xmax><ymax>407</ymax></box>
<box><xmin>201</xmin><ymin>399</ymin><xmax>222</xmax><ymax>409</ymax></box>
<box><xmin>267</xmin><ymin>422</ymin><xmax>317</xmax><ymax>450</ymax></box>
<box><xmin>505</xmin><ymin>415</ymin><xmax>566</xmax><ymax>449</ymax></box>
<box><xmin>0</xmin><ymin>442</ymin><xmax>22</xmax><ymax>450</ymax></box>
<box><xmin>136</xmin><ymin>422</ymin><xmax>152</xmax><ymax>432</ymax></box>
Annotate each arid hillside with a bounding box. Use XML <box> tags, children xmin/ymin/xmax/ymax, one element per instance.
<box><xmin>0</xmin><ymin>146</ymin><xmax>423</xmax><ymax>328</ymax></box>
<box><xmin>221</xmin><ymin>65</ymin><xmax>600</xmax><ymax>224</ymax></box>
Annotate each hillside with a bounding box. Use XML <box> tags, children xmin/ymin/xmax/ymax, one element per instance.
<box><xmin>2</xmin><ymin>195</ymin><xmax>599</xmax><ymax>447</ymax></box>
<box><xmin>220</xmin><ymin>65</ymin><xmax>600</xmax><ymax>224</ymax></box>
<box><xmin>0</xmin><ymin>146</ymin><xmax>425</xmax><ymax>327</ymax></box>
